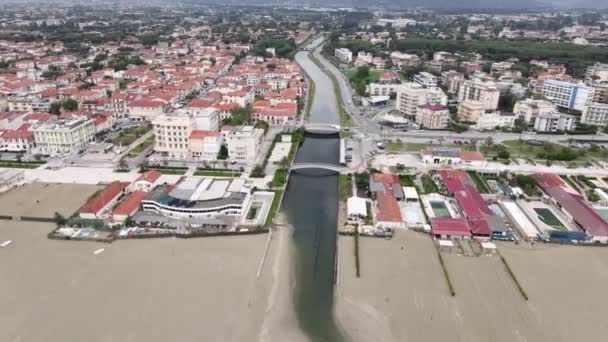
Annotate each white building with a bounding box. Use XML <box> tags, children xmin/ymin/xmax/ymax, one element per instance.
<box><xmin>582</xmin><ymin>103</ymin><xmax>608</xmax><ymax>127</ymax></box>
<box><xmin>541</xmin><ymin>80</ymin><xmax>594</xmax><ymax>111</ymax></box>
<box><xmin>33</xmin><ymin>117</ymin><xmax>96</xmax><ymax>155</ymax></box>
<box><xmin>367</xmin><ymin>83</ymin><xmax>399</xmax><ymax>97</ymax></box>
<box><xmin>513</xmin><ymin>99</ymin><xmax>555</xmax><ymax>124</ymax></box>
<box><xmin>413</xmin><ymin>72</ymin><xmax>438</xmax><ymax>88</ymax></box>
<box><xmin>221</xmin><ymin>126</ymin><xmax>264</xmax><ymax>163</ymax></box>
<box><xmin>416</xmin><ymin>104</ymin><xmax>449</xmax><ymax>129</ymax></box>
<box><xmin>396</xmin><ymin>82</ymin><xmax>447</xmax><ymax>118</ymax></box>
<box><xmin>457</xmin><ymin>78</ymin><xmax>500</xmax><ymax>111</ymax></box>
<box><xmin>152</xmin><ymin>107</ymin><xmax>221</xmax><ymax>160</ymax></box>
<box><xmin>335</xmin><ymin>48</ymin><xmax>353</xmax><ymax>63</ymax></box>
<box><xmin>0</xmin><ymin>169</ymin><xmax>25</xmax><ymax>194</ymax></box>
<box><xmin>356</xmin><ymin>51</ymin><xmax>373</xmax><ymax>64</ymax></box>
<box><xmin>585</xmin><ymin>63</ymin><xmax>608</xmax><ymax>85</ymax></box>
<box><xmin>475</xmin><ymin>112</ymin><xmax>516</xmax><ymax>130</ymax></box>
<box><xmin>534</xmin><ymin>113</ymin><xmax>577</xmax><ymax>132</ymax></box>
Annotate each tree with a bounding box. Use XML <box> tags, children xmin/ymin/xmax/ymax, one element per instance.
<box><xmin>484</xmin><ymin>137</ymin><xmax>494</xmax><ymax>147</ymax></box>
<box><xmin>280</xmin><ymin>156</ymin><xmax>290</xmax><ymax>183</ymax></box>
<box><xmin>497</xmin><ymin>150</ymin><xmax>510</xmax><ymax>159</ymax></box>
<box><xmin>217</xmin><ymin>145</ymin><xmax>229</xmax><ymax>160</ymax></box>
<box><xmin>250</xmin><ymin>164</ymin><xmax>265</xmax><ymax>178</ymax></box>
<box><xmin>49</xmin><ymin>102</ymin><xmax>61</xmax><ymax>115</ymax></box>
<box><xmin>124</xmin><ymin>216</ymin><xmax>135</xmax><ymax>227</ymax></box>
<box><xmin>62</xmin><ymin>98</ymin><xmax>78</xmax><ymax>111</ymax></box>
<box><xmin>228</xmin><ymin>105</ymin><xmax>253</xmax><ymax>125</ymax></box>
<box><xmin>118</xmin><ymin>157</ymin><xmax>129</xmax><ymax>171</ymax></box>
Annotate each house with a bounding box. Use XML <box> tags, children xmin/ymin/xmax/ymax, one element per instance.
<box><xmin>131</xmin><ymin>170</ymin><xmax>162</xmax><ymax>192</ymax></box>
<box><xmin>112</xmin><ymin>191</ymin><xmax>148</xmax><ymax>224</ymax></box>
<box><xmin>78</xmin><ymin>181</ymin><xmax>130</xmax><ymax>219</ymax></box>
<box><xmin>420</xmin><ymin>148</ymin><xmax>487</xmax><ymax>167</ymax></box>
<box><xmin>431</xmin><ymin>217</ymin><xmax>472</xmax><ymax>239</ymax></box>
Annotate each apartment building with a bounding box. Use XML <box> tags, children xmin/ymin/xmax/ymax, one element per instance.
<box><xmin>541</xmin><ymin>80</ymin><xmax>594</xmax><ymax>111</ymax></box>
<box><xmin>413</xmin><ymin>72</ymin><xmax>438</xmax><ymax>88</ymax></box>
<box><xmin>367</xmin><ymin>83</ymin><xmax>398</xmax><ymax>97</ymax></box>
<box><xmin>441</xmin><ymin>70</ymin><xmax>465</xmax><ymax>94</ymax></box>
<box><xmin>396</xmin><ymin>82</ymin><xmax>447</xmax><ymax>118</ymax></box>
<box><xmin>33</xmin><ymin>117</ymin><xmax>96</xmax><ymax>155</ymax></box>
<box><xmin>334</xmin><ymin>48</ymin><xmax>353</xmax><ymax>63</ymax></box>
<box><xmin>585</xmin><ymin>63</ymin><xmax>608</xmax><ymax>85</ymax></box>
<box><xmin>152</xmin><ymin>107</ymin><xmax>221</xmax><ymax>160</ymax></box>
<box><xmin>582</xmin><ymin>103</ymin><xmax>608</xmax><ymax>127</ymax></box>
<box><xmin>415</xmin><ymin>104</ymin><xmax>449</xmax><ymax>129</ymax></box>
<box><xmin>221</xmin><ymin>126</ymin><xmax>264</xmax><ymax>163</ymax></box>
<box><xmin>513</xmin><ymin>99</ymin><xmax>555</xmax><ymax>124</ymax></box>
<box><xmin>534</xmin><ymin>113</ymin><xmax>577</xmax><ymax>132</ymax></box>
<box><xmin>457</xmin><ymin>100</ymin><xmax>485</xmax><ymax>123</ymax></box>
<box><xmin>457</xmin><ymin>78</ymin><xmax>500</xmax><ymax>111</ymax></box>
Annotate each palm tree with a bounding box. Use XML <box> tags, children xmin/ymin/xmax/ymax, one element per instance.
<box><xmin>280</xmin><ymin>156</ymin><xmax>290</xmax><ymax>184</ymax></box>
<box><xmin>118</xmin><ymin>157</ymin><xmax>128</xmax><ymax>171</ymax></box>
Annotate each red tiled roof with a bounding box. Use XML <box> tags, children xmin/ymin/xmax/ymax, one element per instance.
<box><xmin>79</xmin><ymin>181</ymin><xmax>130</xmax><ymax>214</ymax></box>
<box><xmin>190</xmin><ymin>130</ymin><xmax>220</xmax><ymax>139</ymax></box>
<box><xmin>460</xmin><ymin>151</ymin><xmax>486</xmax><ymax>162</ymax></box>
<box><xmin>0</xmin><ymin>129</ymin><xmax>33</xmax><ymax>139</ymax></box>
<box><xmin>376</xmin><ymin>191</ymin><xmax>402</xmax><ymax>223</ymax></box>
<box><xmin>135</xmin><ymin>170</ymin><xmax>161</xmax><ymax>184</ymax></box>
<box><xmin>532</xmin><ymin>173</ymin><xmax>608</xmax><ymax>237</ymax></box>
<box><xmin>431</xmin><ymin>217</ymin><xmax>472</xmax><ymax>237</ymax></box>
<box><xmin>112</xmin><ymin>191</ymin><xmax>148</xmax><ymax>216</ymax></box>
<box><xmin>373</xmin><ymin>173</ymin><xmax>400</xmax><ymax>185</ymax></box>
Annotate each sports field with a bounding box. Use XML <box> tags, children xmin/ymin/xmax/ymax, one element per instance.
<box><xmin>533</xmin><ymin>208</ymin><xmax>566</xmax><ymax>230</ymax></box>
<box><xmin>430</xmin><ymin>200</ymin><xmax>451</xmax><ymax>218</ymax></box>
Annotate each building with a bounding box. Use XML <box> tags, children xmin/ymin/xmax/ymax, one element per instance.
<box><xmin>532</xmin><ymin>173</ymin><xmax>608</xmax><ymax>242</ymax></box>
<box><xmin>438</xmin><ymin>170</ymin><xmax>507</xmax><ymax>238</ymax></box>
<box><xmin>416</xmin><ymin>104</ymin><xmax>449</xmax><ymax>129</ymax></box>
<box><xmin>0</xmin><ymin>169</ymin><xmax>25</xmax><ymax>194</ymax></box>
<box><xmin>131</xmin><ymin>170</ymin><xmax>162</xmax><ymax>192</ymax></box>
<box><xmin>347</xmin><ymin>196</ymin><xmax>367</xmax><ymax>222</ymax></box>
<box><xmin>474</xmin><ymin>112</ymin><xmax>516</xmax><ymax>130</ymax></box>
<box><xmin>221</xmin><ymin>125</ymin><xmax>264</xmax><ymax>163</ymax></box>
<box><xmin>128</xmin><ymin>99</ymin><xmax>167</xmax><ymax>122</ymax></box>
<box><xmin>78</xmin><ymin>181</ymin><xmax>130</xmax><ymax>219</ymax></box>
<box><xmin>152</xmin><ymin>107</ymin><xmax>221</xmax><ymax>160</ymax></box>
<box><xmin>533</xmin><ymin>113</ymin><xmax>576</xmax><ymax>132</ymax></box>
<box><xmin>541</xmin><ymin>80</ymin><xmax>594</xmax><ymax>111</ymax></box>
<box><xmin>420</xmin><ymin>148</ymin><xmax>487</xmax><ymax>167</ymax></box>
<box><xmin>413</xmin><ymin>72</ymin><xmax>438</xmax><ymax>88</ymax></box>
<box><xmin>441</xmin><ymin>70</ymin><xmax>465</xmax><ymax>94</ymax></box>
<box><xmin>585</xmin><ymin>63</ymin><xmax>608</xmax><ymax>85</ymax></box>
<box><xmin>431</xmin><ymin>217</ymin><xmax>472</xmax><ymax>239</ymax></box>
<box><xmin>334</xmin><ymin>48</ymin><xmax>353</xmax><ymax>63</ymax></box>
<box><xmin>367</xmin><ymin>83</ymin><xmax>398</xmax><ymax>97</ymax></box>
<box><xmin>396</xmin><ymin>82</ymin><xmax>447</xmax><ymax>118</ymax></box>
<box><xmin>457</xmin><ymin>100</ymin><xmax>485</xmax><ymax>122</ymax></box>
<box><xmin>112</xmin><ymin>190</ymin><xmax>148</xmax><ymax>223</ymax></box>
<box><xmin>369</xmin><ymin>173</ymin><xmax>404</xmax><ymax>229</ymax></box>
<box><xmin>457</xmin><ymin>78</ymin><xmax>500</xmax><ymax>111</ymax></box>
<box><xmin>513</xmin><ymin>99</ymin><xmax>555</xmax><ymax>124</ymax></box>
<box><xmin>33</xmin><ymin>117</ymin><xmax>96</xmax><ymax>155</ymax></box>
<box><xmin>581</xmin><ymin>103</ymin><xmax>608</xmax><ymax>127</ymax></box>
<box><xmin>141</xmin><ymin>177</ymin><xmax>252</xmax><ymax>221</ymax></box>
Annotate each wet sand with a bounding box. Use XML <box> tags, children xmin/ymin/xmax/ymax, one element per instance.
<box><xmin>335</xmin><ymin>231</ymin><xmax>608</xmax><ymax>342</ymax></box>
<box><xmin>0</xmin><ymin>183</ymin><xmax>102</xmax><ymax>218</ymax></box>
<box><xmin>0</xmin><ymin>221</ymin><xmax>277</xmax><ymax>342</ymax></box>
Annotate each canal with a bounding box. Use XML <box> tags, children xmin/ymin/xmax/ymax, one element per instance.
<box><xmin>280</xmin><ymin>38</ymin><xmax>346</xmax><ymax>341</ymax></box>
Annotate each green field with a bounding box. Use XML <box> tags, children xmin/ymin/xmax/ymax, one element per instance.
<box><xmin>533</xmin><ymin>208</ymin><xmax>566</xmax><ymax>230</ymax></box>
<box><xmin>127</xmin><ymin>135</ymin><xmax>155</xmax><ymax>157</ymax></box>
<box><xmin>111</xmin><ymin>126</ymin><xmax>151</xmax><ymax>146</ymax></box>
<box><xmin>430</xmin><ymin>200</ymin><xmax>451</xmax><ymax>218</ymax></box>
<box><xmin>193</xmin><ymin>169</ymin><xmax>241</xmax><ymax>177</ymax></box>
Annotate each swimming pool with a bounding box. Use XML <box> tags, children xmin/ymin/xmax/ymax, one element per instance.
<box><xmin>430</xmin><ymin>200</ymin><xmax>451</xmax><ymax>218</ymax></box>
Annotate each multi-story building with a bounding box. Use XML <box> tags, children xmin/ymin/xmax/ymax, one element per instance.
<box><xmin>457</xmin><ymin>78</ymin><xmax>500</xmax><ymax>111</ymax></box>
<box><xmin>534</xmin><ymin>113</ymin><xmax>577</xmax><ymax>132</ymax></box>
<box><xmin>33</xmin><ymin>117</ymin><xmax>96</xmax><ymax>155</ymax></box>
<box><xmin>585</xmin><ymin>63</ymin><xmax>608</xmax><ymax>85</ymax></box>
<box><xmin>152</xmin><ymin>107</ymin><xmax>221</xmax><ymax>160</ymax></box>
<box><xmin>541</xmin><ymin>80</ymin><xmax>594</xmax><ymax>111</ymax></box>
<box><xmin>367</xmin><ymin>83</ymin><xmax>399</xmax><ymax>97</ymax></box>
<box><xmin>395</xmin><ymin>83</ymin><xmax>447</xmax><ymax>118</ymax></box>
<box><xmin>413</xmin><ymin>72</ymin><xmax>438</xmax><ymax>88</ymax></box>
<box><xmin>513</xmin><ymin>99</ymin><xmax>556</xmax><ymax>124</ymax></box>
<box><xmin>441</xmin><ymin>70</ymin><xmax>464</xmax><ymax>94</ymax></box>
<box><xmin>221</xmin><ymin>125</ymin><xmax>264</xmax><ymax>163</ymax></box>
<box><xmin>457</xmin><ymin>100</ymin><xmax>485</xmax><ymax>123</ymax></box>
<box><xmin>334</xmin><ymin>48</ymin><xmax>353</xmax><ymax>63</ymax></box>
<box><xmin>415</xmin><ymin>104</ymin><xmax>449</xmax><ymax>129</ymax></box>
<box><xmin>474</xmin><ymin>112</ymin><xmax>516</xmax><ymax>130</ymax></box>
<box><xmin>581</xmin><ymin>103</ymin><xmax>608</xmax><ymax>127</ymax></box>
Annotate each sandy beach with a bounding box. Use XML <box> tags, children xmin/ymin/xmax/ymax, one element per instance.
<box><xmin>0</xmin><ymin>221</ymin><xmax>276</xmax><ymax>342</ymax></box>
<box><xmin>335</xmin><ymin>231</ymin><xmax>608</xmax><ymax>342</ymax></box>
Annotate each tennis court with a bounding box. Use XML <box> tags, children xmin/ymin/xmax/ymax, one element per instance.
<box><xmin>430</xmin><ymin>200</ymin><xmax>451</xmax><ymax>218</ymax></box>
<box><xmin>533</xmin><ymin>208</ymin><xmax>566</xmax><ymax>231</ymax></box>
